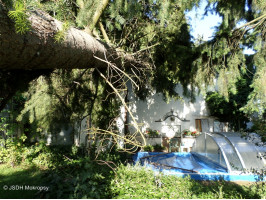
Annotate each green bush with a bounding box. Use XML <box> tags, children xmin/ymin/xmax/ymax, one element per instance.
<box><xmin>153</xmin><ymin>144</ymin><xmax>165</xmax><ymax>152</ymax></box>
<box><xmin>1</xmin><ymin>135</ymin><xmax>265</xmax><ymax>199</ymax></box>
<box><xmin>143</xmin><ymin>144</ymin><xmax>165</xmax><ymax>152</ymax></box>
<box><xmin>38</xmin><ymin>146</ymin><xmax>131</xmax><ymax>199</ymax></box>
<box><xmin>41</xmin><ymin>158</ymin><xmax>113</xmax><ymax>199</ymax></box>
<box><xmin>146</xmin><ymin>129</ymin><xmax>160</xmax><ymax>137</ymax></box>
<box><xmin>249</xmin><ymin>182</ymin><xmax>266</xmax><ymax>199</ymax></box>
<box><xmin>110</xmin><ymin>164</ymin><xmax>264</xmax><ymax>199</ymax></box>
<box><xmin>143</xmin><ymin>145</ymin><xmax>154</xmax><ymax>152</ymax></box>
<box><xmin>250</xmin><ymin>117</ymin><xmax>266</xmax><ymax>142</ymax></box>
<box><xmin>0</xmin><ymin>135</ymin><xmax>27</xmax><ymax>166</ymax></box>
<box><xmin>0</xmin><ymin>135</ymin><xmax>87</xmax><ymax>169</ymax></box>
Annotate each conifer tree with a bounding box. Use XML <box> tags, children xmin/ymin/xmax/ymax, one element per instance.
<box><xmin>0</xmin><ymin>0</ymin><xmax>265</xmax><ymax>146</ymax></box>
<box><xmin>193</xmin><ymin>0</ymin><xmax>265</xmax><ymax>117</ymax></box>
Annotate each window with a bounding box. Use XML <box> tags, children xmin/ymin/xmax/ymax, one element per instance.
<box><xmin>195</xmin><ymin>119</ymin><xmax>202</xmax><ymax>132</ymax></box>
<box><xmin>195</xmin><ymin>119</ymin><xmax>210</xmax><ymax>132</ymax></box>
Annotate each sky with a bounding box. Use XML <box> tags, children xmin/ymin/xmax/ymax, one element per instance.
<box><xmin>185</xmin><ymin>0</ymin><xmax>222</xmax><ymax>41</ymax></box>
<box><xmin>185</xmin><ymin>0</ymin><xmax>255</xmax><ymax>54</ymax></box>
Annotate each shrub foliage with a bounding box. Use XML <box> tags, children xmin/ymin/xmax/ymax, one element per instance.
<box><xmin>0</xmin><ymin>136</ymin><xmax>265</xmax><ymax>199</ymax></box>
<box><xmin>110</xmin><ymin>164</ymin><xmax>266</xmax><ymax>199</ymax></box>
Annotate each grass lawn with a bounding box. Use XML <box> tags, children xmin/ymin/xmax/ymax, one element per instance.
<box><xmin>0</xmin><ymin>162</ymin><xmax>265</xmax><ymax>199</ymax></box>
<box><xmin>0</xmin><ymin>164</ymin><xmax>48</xmax><ymax>199</ymax></box>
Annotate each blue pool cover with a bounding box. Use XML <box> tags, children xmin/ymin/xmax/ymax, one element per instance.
<box><xmin>133</xmin><ymin>152</ymin><xmax>266</xmax><ymax>182</ymax></box>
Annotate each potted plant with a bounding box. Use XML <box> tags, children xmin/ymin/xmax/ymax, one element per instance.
<box><xmin>183</xmin><ymin>129</ymin><xmax>199</xmax><ymax>137</ymax></box>
<box><xmin>191</xmin><ymin>130</ymin><xmax>199</xmax><ymax>137</ymax></box>
<box><xmin>182</xmin><ymin>129</ymin><xmax>192</xmax><ymax>137</ymax></box>
<box><xmin>153</xmin><ymin>144</ymin><xmax>166</xmax><ymax>152</ymax></box>
<box><xmin>143</xmin><ymin>145</ymin><xmax>154</xmax><ymax>152</ymax></box>
<box><xmin>145</xmin><ymin>129</ymin><xmax>160</xmax><ymax>138</ymax></box>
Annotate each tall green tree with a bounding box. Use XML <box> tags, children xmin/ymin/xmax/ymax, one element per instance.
<box><xmin>193</xmin><ymin>0</ymin><xmax>265</xmax><ymax>117</ymax></box>
<box><xmin>205</xmin><ymin>53</ymin><xmax>258</xmax><ymax>131</ymax></box>
<box><xmin>205</xmin><ymin>69</ymin><xmax>253</xmax><ymax>131</ymax></box>
<box><xmin>0</xmin><ymin>0</ymin><xmax>200</xmax><ymax>147</ymax></box>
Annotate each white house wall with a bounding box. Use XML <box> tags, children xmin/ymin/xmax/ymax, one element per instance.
<box><xmin>123</xmin><ymin>83</ymin><xmax>215</xmax><ymax>137</ymax></box>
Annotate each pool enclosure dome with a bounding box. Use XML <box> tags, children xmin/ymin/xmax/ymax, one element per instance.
<box><xmin>192</xmin><ymin>132</ymin><xmax>265</xmax><ymax>172</ymax></box>
<box><xmin>133</xmin><ymin>132</ymin><xmax>265</xmax><ymax>181</ymax></box>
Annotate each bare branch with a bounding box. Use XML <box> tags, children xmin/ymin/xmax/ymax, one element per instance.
<box><xmin>234</xmin><ymin>14</ymin><xmax>266</xmax><ymax>31</ymax></box>
<box><xmin>95</xmin><ymin>67</ymin><xmax>146</xmax><ymax>150</ymax></box>
<box><xmin>93</xmin><ymin>55</ymin><xmax>139</xmax><ymax>90</ymax></box>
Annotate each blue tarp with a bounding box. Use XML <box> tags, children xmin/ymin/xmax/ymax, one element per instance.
<box><xmin>133</xmin><ymin>152</ymin><xmax>265</xmax><ymax>182</ymax></box>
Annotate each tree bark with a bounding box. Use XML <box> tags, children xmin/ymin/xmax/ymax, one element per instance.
<box><xmin>0</xmin><ymin>1</ymin><xmax>128</xmax><ymax>70</ymax></box>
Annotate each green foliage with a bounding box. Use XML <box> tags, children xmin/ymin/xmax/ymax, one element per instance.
<box><xmin>96</xmin><ymin>0</ymin><xmax>199</xmax><ymax>101</ymax></box>
<box><xmin>110</xmin><ymin>164</ymin><xmax>263</xmax><ymax>199</ymax></box>
<box><xmin>0</xmin><ymin>94</ymin><xmax>26</xmax><ymax>138</ymax></box>
<box><xmin>76</xmin><ymin>0</ymin><xmax>102</xmax><ymax>29</ymax></box>
<box><xmin>145</xmin><ymin>128</ymin><xmax>159</xmax><ymax>137</ymax></box>
<box><xmin>205</xmin><ymin>70</ymin><xmax>253</xmax><ymax>131</ymax></box>
<box><xmin>0</xmin><ymin>141</ymin><xmax>120</xmax><ymax>198</ymax></box>
<box><xmin>0</xmin><ymin>112</ymin><xmax>16</xmax><ymax>136</ymax></box>
<box><xmin>192</xmin><ymin>0</ymin><xmax>266</xmax><ymax>115</ymax></box>
<box><xmin>249</xmin><ymin>182</ymin><xmax>266</xmax><ymax>199</ymax></box>
<box><xmin>0</xmin><ymin>69</ymin><xmax>51</xmax><ymax>115</ymax></box>
<box><xmin>41</xmin><ymin>160</ymin><xmax>112</xmax><ymax>198</ymax></box>
<box><xmin>143</xmin><ymin>145</ymin><xmax>154</xmax><ymax>152</ymax></box>
<box><xmin>194</xmin><ymin>39</ymin><xmax>246</xmax><ymax>100</ymax></box>
<box><xmin>5</xmin><ymin>0</ymin><xmax>76</xmax><ymax>35</ymax></box>
<box><xmin>54</xmin><ymin>21</ymin><xmax>70</xmax><ymax>43</ymax></box>
<box><xmin>8</xmin><ymin>0</ymin><xmax>30</xmax><ymax>34</ymax></box>
<box><xmin>0</xmin><ymin>134</ymin><xmax>86</xmax><ymax>169</ymax></box>
<box><xmin>0</xmin><ymin>134</ymin><xmax>27</xmax><ymax>166</ymax></box>
<box><xmin>249</xmin><ymin>115</ymin><xmax>266</xmax><ymax>142</ymax></box>
<box><xmin>0</xmin><ymin>164</ymin><xmax>48</xmax><ymax>199</ymax></box>
<box><xmin>153</xmin><ymin>144</ymin><xmax>165</xmax><ymax>152</ymax></box>
<box><xmin>0</xmin><ymin>133</ymin><xmax>131</xmax><ymax>198</ymax></box>
<box><xmin>0</xmin><ymin>140</ymin><xmax>265</xmax><ymax>199</ymax></box>
<box><xmin>206</xmin><ymin>91</ymin><xmax>248</xmax><ymax>131</ymax></box>
<box><xmin>40</xmin><ymin>0</ymin><xmax>77</xmax><ymax>22</ymax></box>
<box><xmin>143</xmin><ymin>144</ymin><xmax>165</xmax><ymax>152</ymax></box>
<box><xmin>2</xmin><ymin>0</ymin><xmax>265</xmax><ymax>142</ymax></box>
<box><xmin>241</xmin><ymin>58</ymin><xmax>266</xmax><ymax>116</ymax></box>
<box><xmin>0</xmin><ymin>115</ymin><xmax>8</xmax><ymax>133</ymax></box>
<box><xmin>17</xmin><ymin>69</ymin><xmax>120</xmax><ymax>137</ymax></box>
<box><xmin>39</xmin><ymin>146</ymin><xmax>131</xmax><ymax>199</ymax></box>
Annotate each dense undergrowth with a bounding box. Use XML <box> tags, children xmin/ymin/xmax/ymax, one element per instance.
<box><xmin>0</xmin><ymin>136</ymin><xmax>265</xmax><ymax>199</ymax></box>
<box><xmin>111</xmin><ymin>164</ymin><xmax>266</xmax><ymax>199</ymax></box>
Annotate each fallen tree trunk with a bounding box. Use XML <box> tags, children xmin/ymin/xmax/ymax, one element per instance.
<box><xmin>0</xmin><ymin>0</ymin><xmax>147</xmax><ymax>112</ymax></box>
<box><xmin>0</xmin><ymin>1</ymin><xmax>129</xmax><ymax>70</ymax></box>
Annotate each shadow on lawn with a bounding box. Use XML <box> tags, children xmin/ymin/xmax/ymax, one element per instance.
<box><xmin>192</xmin><ymin>179</ymin><xmax>262</xmax><ymax>199</ymax></box>
<box><xmin>0</xmin><ymin>164</ymin><xmax>48</xmax><ymax>199</ymax></box>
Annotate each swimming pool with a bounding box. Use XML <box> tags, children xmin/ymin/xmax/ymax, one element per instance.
<box><xmin>133</xmin><ymin>152</ymin><xmax>265</xmax><ymax>181</ymax></box>
<box><xmin>133</xmin><ymin>132</ymin><xmax>266</xmax><ymax>182</ymax></box>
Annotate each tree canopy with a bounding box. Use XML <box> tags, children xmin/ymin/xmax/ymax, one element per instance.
<box><xmin>0</xmin><ymin>0</ymin><xmax>265</xmax><ymax>146</ymax></box>
<box><xmin>194</xmin><ymin>0</ymin><xmax>265</xmax><ymax>117</ymax></box>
